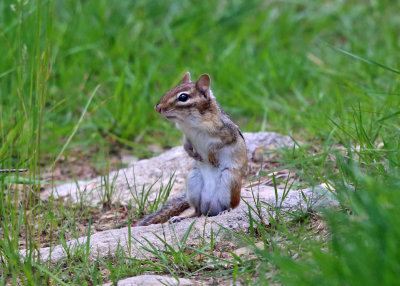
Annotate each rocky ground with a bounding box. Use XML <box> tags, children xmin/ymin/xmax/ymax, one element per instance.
<box><xmin>28</xmin><ymin>132</ymin><xmax>337</xmax><ymax>285</ymax></box>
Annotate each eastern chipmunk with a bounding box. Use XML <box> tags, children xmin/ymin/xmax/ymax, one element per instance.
<box><xmin>136</xmin><ymin>72</ymin><xmax>247</xmax><ymax>226</ymax></box>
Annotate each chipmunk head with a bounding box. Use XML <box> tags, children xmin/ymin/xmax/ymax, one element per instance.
<box><xmin>155</xmin><ymin>72</ymin><xmax>216</xmax><ymax>123</ymax></box>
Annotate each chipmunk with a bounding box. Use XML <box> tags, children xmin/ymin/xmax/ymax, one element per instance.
<box><xmin>136</xmin><ymin>72</ymin><xmax>247</xmax><ymax>226</ymax></box>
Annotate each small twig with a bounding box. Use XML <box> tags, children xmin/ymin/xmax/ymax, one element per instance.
<box><xmin>0</xmin><ymin>169</ymin><xmax>28</xmax><ymax>173</ymax></box>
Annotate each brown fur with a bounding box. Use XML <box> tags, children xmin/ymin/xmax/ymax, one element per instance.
<box><xmin>150</xmin><ymin>72</ymin><xmax>248</xmax><ymax>225</ymax></box>
<box><xmin>135</xmin><ymin>194</ymin><xmax>190</xmax><ymax>226</ymax></box>
<box><xmin>155</xmin><ymin>75</ymin><xmax>219</xmax><ymax>126</ymax></box>
<box><xmin>229</xmin><ymin>174</ymin><xmax>242</xmax><ymax>209</ymax></box>
<box><xmin>208</xmin><ymin>152</ymin><xmax>218</xmax><ymax>168</ymax></box>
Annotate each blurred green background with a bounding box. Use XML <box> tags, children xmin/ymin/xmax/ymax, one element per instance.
<box><xmin>1</xmin><ymin>0</ymin><xmax>399</xmax><ymax>169</ymax></box>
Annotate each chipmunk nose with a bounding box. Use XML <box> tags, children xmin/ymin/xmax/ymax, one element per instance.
<box><xmin>155</xmin><ymin>104</ymin><xmax>162</xmax><ymax>114</ymax></box>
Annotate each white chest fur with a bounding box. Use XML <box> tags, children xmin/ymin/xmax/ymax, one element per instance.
<box><xmin>177</xmin><ymin>122</ymin><xmax>237</xmax><ymax>170</ymax></box>
<box><xmin>177</xmin><ymin>123</ymin><xmax>216</xmax><ymax>160</ymax></box>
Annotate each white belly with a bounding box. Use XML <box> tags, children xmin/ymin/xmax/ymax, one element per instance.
<box><xmin>195</xmin><ymin>161</ymin><xmax>232</xmax><ymax>209</ymax></box>
<box><xmin>199</xmin><ymin>163</ymin><xmax>219</xmax><ymax>194</ymax></box>
<box><xmin>178</xmin><ymin>123</ymin><xmax>236</xmax><ymax>209</ymax></box>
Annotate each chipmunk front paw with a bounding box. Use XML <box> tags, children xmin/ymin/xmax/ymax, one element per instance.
<box><xmin>192</xmin><ymin>152</ymin><xmax>203</xmax><ymax>162</ymax></box>
<box><xmin>185</xmin><ymin>143</ymin><xmax>203</xmax><ymax>161</ymax></box>
<box><xmin>208</xmin><ymin>152</ymin><xmax>219</xmax><ymax>168</ymax></box>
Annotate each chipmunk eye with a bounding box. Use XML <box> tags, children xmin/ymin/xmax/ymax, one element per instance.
<box><xmin>178</xmin><ymin>93</ymin><xmax>189</xmax><ymax>102</ymax></box>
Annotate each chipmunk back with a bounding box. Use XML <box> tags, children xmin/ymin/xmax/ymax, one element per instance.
<box><xmin>136</xmin><ymin>72</ymin><xmax>247</xmax><ymax>226</ymax></box>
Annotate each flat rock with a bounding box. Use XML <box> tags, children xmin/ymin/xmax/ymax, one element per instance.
<box><xmin>103</xmin><ymin>275</ymin><xmax>195</xmax><ymax>286</ymax></box>
<box><xmin>32</xmin><ymin>185</ymin><xmax>337</xmax><ymax>263</ymax></box>
<box><xmin>29</xmin><ymin>132</ymin><xmax>339</xmax><ymax>268</ymax></box>
<box><xmin>40</xmin><ymin>132</ymin><xmax>295</xmax><ymax>205</ymax></box>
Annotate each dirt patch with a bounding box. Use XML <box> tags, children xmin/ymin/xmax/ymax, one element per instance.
<box><xmin>40</xmin><ymin>148</ymin><xmax>135</xmax><ymax>184</ymax></box>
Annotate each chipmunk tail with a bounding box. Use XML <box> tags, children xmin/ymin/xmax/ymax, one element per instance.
<box><xmin>135</xmin><ymin>193</ymin><xmax>190</xmax><ymax>226</ymax></box>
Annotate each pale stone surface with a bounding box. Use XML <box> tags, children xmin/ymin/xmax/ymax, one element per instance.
<box><xmin>40</xmin><ymin>132</ymin><xmax>295</xmax><ymax>206</ymax></box>
<box><xmin>34</xmin><ymin>185</ymin><xmax>337</xmax><ymax>263</ymax></box>
<box><xmin>103</xmin><ymin>275</ymin><xmax>195</xmax><ymax>286</ymax></box>
<box><xmin>234</xmin><ymin>241</ymin><xmax>265</xmax><ymax>257</ymax></box>
<box><xmin>31</xmin><ymin>132</ymin><xmax>338</xmax><ymax>266</ymax></box>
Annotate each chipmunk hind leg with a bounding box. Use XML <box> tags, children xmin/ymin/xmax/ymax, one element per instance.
<box><xmin>200</xmin><ymin>200</ymin><xmax>227</xmax><ymax>216</ymax></box>
<box><xmin>227</xmin><ymin>169</ymin><xmax>242</xmax><ymax>209</ymax></box>
<box><xmin>214</xmin><ymin>168</ymin><xmax>241</xmax><ymax>208</ymax></box>
<box><xmin>199</xmin><ymin>168</ymin><xmax>241</xmax><ymax>216</ymax></box>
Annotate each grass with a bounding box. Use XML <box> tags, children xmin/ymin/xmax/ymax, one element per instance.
<box><xmin>1</xmin><ymin>0</ymin><xmax>400</xmax><ymax>285</ymax></box>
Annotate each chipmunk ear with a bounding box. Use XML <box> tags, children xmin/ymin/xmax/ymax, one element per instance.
<box><xmin>182</xmin><ymin>72</ymin><xmax>191</xmax><ymax>84</ymax></box>
<box><xmin>195</xmin><ymin>74</ymin><xmax>211</xmax><ymax>95</ymax></box>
